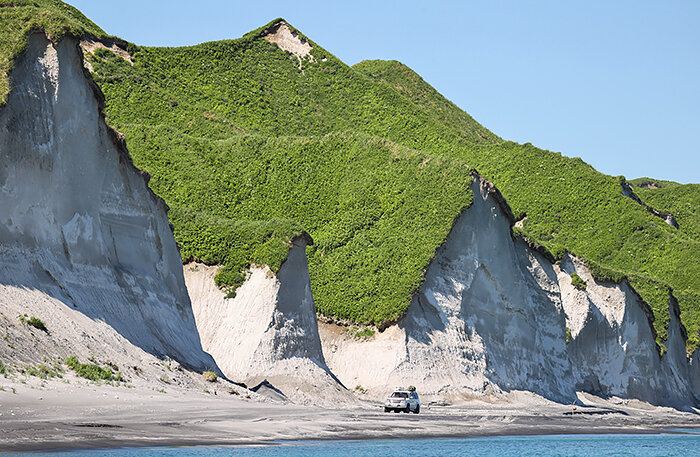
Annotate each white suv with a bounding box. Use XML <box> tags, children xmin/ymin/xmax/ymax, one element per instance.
<box><xmin>384</xmin><ymin>389</ymin><xmax>420</xmax><ymax>414</ymax></box>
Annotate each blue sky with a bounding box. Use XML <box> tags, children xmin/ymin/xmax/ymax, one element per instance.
<box><xmin>68</xmin><ymin>0</ymin><xmax>699</xmax><ymax>183</ymax></box>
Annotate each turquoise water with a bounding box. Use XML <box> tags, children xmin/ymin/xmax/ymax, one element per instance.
<box><xmin>6</xmin><ymin>434</ymin><xmax>700</xmax><ymax>456</ymax></box>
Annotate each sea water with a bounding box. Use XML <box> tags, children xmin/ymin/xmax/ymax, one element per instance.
<box><xmin>6</xmin><ymin>434</ymin><xmax>700</xmax><ymax>457</ymax></box>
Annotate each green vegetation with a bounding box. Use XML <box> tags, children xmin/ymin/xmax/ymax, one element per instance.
<box><xmin>570</xmin><ymin>273</ymin><xmax>587</xmax><ymax>290</ymax></box>
<box><xmin>2</xmin><ymin>6</ymin><xmax>699</xmax><ymax>351</ymax></box>
<box><xmin>634</xmin><ymin>183</ymin><xmax>700</xmax><ymax>243</ymax></box>
<box><xmin>203</xmin><ymin>370</ymin><xmax>218</xmax><ymax>383</ymax></box>
<box><xmin>88</xmin><ymin>26</ymin><xmax>698</xmax><ymax>345</ymax></box>
<box><xmin>0</xmin><ymin>360</ymin><xmax>9</xmax><ymax>376</ymax></box>
<box><xmin>119</xmin><ymin>126</ymin><xmax>472</xmax><ymax>323</ymax></box>
<box><xmin>172</xmin><ymin>207</ymin><xmax>307</xmax><ymax>297</ymax></box>
<box><xmin>566</xmin><ymin>327</ymin><xmax>572</xmax><ymax>344</ymax></box>
<box><xmin>25</xmin><ymin>363</ymin><xmax>62</xmax><ymax>379</ymax></box>
<box><xmin>19</xmin><ymin>314</ymin><xmax>47</xmax><ymax>331</ymax></box>
<box><xmin>348</xmin><ymin>326</ymin><xmax>376</xmax><ymax>340</ymax></box>
<box><xmin>64</xmin><ymin>355</ymin><xmax>123</xmax><ymax>382</ymax></box>
<box><xmin>88</xmin><ymin>17</ymin><xmax>700</xmax><ymax>347</ymax></box>
<box><xmin>632</xmin><ymin>182</ymin><xmax>700</xmax><ymax>350</ymax></box>
<box><xmin>28</xmin><ymin>316</ymin><xmax>46</xmax><ymax>331</ymax></box>
<box><xmin>27</xmin><ymin>316</ymin><xmax>46</xmax><ymax>331</ymax></box>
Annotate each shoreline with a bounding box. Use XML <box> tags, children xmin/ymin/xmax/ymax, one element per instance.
<box><xmin>1</xmin><ymin>377</ymin><xmax>699</xmax><ymax>453</ymax></box>
<box><xmin>3</xmin><ymin>411</ymin><xmax>700</xmax><ymax>453</ymax></box>
<box><xmin>4</xmin><ymin>426</ymin><xmax>700</xmax><ymax>453</ymax></box>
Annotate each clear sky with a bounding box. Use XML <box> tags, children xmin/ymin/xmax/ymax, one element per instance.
<box><xmin>68</xmin><ymin>0</ymin><xmax>699</xmax><ymax>183</ymax></box>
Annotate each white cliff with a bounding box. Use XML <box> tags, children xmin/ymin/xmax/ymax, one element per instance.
<box><xmin>4</xmin><ymin>32</ymin><xmax>695</xmax><ymax>410</ymax></box>
<box><xmin>559</xmin><ymin>256</ymin><xmax>694</xmax><ymax>407</ymax></box>
<box><xmin>186</xmin><ymin>237</ymin><xmax>352</xmax><ymax>404</ymax></box>
<box><xmin>691</xmin><ymin>350</ymin><xmax>700</xmax><ymax>400</ymax></box>
<box><xmin>0</xmin><ymin>33</ymin><xmax>216</xmax><ymax>371</ymax></box>
<box><xmin>320</xmin><ymin>176</ymin><xmax>699</xmax><ymax>408</ymax></box>
<box><xmin>321</xmin><ymin>177</ymin><xmax>573</xmax><ymax>403</ymax></box>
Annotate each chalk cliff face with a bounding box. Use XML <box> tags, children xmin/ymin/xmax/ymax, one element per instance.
<box><xmin>186</xmin><ymin>237</ymin><xmax>351</xmax><ymax>404</ymax></box>
<box><xmin>0</xmin><ymin>33</ymin><xmax>215</xmax><ymax>370</ymax></box>
<box><xmin>559</xmin><ymin>256</ymin><xmax>694</xmax><ymax>406</ymax></box>
<box><xmin>3</xmin><ymin>31</ymin><xmax>696</xmax><ymax>409</ymax></box>
<box><xmin>400</xmin><ymin>178</ymin><xmax>573</xmax><ymax>402</ymax></box>
<box><xmin>320</xmin><ymin>177</ymin><xmax>699</xmax><ymax>407</ymax></box>
<box><xmin>322</xmin><ymin>178</ymin><xmax>573</xmax><ymax>403</ymax></box>
<box><xmin>691</xmin><ymin>350</ymin><xmax>700</xmax><ymax>397</ymax></box>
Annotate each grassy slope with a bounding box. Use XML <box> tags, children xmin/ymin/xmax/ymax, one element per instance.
<box><xmin>634</xmin><ymin>184</ymin><xmax>700</xmax><ymax>241</ymax></box>
<box><xmin>0</xmin><ymin>0</ymin><xmax>105</xmax><ymax>106</ymax></box>
<box><xmin>4</xmin><ymin>5</ymin><xmax>699</xmax><ymax>350</ymax></box>
<box><xmin>103</xmin><ymin>125</ymin><xmax>473</xmax><ymax>324</ymax></box>
<box><xmin>88</xmin><ymin>20</ymin><xmax>699</xmax><ymax>348</ymax></box>
<box><xmin>633</xmin><ymin>183</ymin><xmax>700</xmax><ymax>349</ymax></box>
<box><xmin>355</xmin><ymin>60</ymin><xmax>700</xmax><ymax>350</ymax></box>
<box><xmin>87</xmin><ymin>24</ymin><xmax>483</xmax><ymax>325</ymax></box>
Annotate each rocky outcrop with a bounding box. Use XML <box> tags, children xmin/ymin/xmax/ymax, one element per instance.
<box><xmin>186</xmin><ymin>237</ymin><xmax>352</xmax><ymax>404</ymax></box>
<box><xmin>691</xmin><ymin>350</ymin><xmax>700</xmax><ymax>401</ymax></box>
<box><xmin>0</xmin><ymin>33</ymin><xmax>215</xmax><ymax>370</ymax></box>
<box><xmin>320</xmin><ymin>176</ymin><xmax>699</xmax><ymax>407</ymax></box>
<box><xmin>262</xmin><ymin>20</ymin><xmax>315</xmax><ymax>69</ymax></box>
<box><xmin>558</xmin><ymin>256</ymin><xmax>694</xmax><ymax>407</ymax></box>
<box><xmin>621</xmin><ymin>179</ymin><xmax>678</xmax><ymax>228</ymax></box>
<box><xmin>321</xmin><ymin>178</ymin><xmax>573</xmax><ymax>403</ymax></box>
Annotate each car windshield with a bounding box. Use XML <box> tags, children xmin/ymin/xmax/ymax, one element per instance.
<box><xmin>391</xmin><ymin>392</ymin><xmax>408</xmax><ymax>398</ymax></box>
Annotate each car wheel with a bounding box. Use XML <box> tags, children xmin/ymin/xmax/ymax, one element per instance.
<box><xmin>384</xmin><ymin>407</ymin><xmax>390</xmax><ymax>413</ymax></box>
<box><xmin>414</xmin><ymin>405</ymin><xmax>420</xmax><ymax>414</ymax></box>
<box><xmin>393</xmin><ymin>408</ymin><xmax>400</xmax><ymax>413</ymax></box>
<box><xmin>404</xmin><ymin>405</ymin><xmax>410</xmax><ymax>413</ymax></box>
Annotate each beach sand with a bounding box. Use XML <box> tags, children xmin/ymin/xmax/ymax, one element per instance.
<box><xmin>1</xmin><ymin>374</ymin><xmax>699</xmax><ymax>452</ymax></box>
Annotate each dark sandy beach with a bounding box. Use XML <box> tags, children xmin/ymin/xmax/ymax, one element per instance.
<box><xmin>1</xmin><ymin>376</ymin><xmax>699</xmax><ymax>452</ymax></box>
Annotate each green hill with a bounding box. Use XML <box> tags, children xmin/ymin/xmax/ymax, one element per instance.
<box><xmin>634</xmin><ymin>183</ymin><xmax>700</xmax><ymax>240</ymax></box>
<box><xmin>3</xmin><ymin>6</ymin><xmax>699</xmax><ymax>352</ymax></box>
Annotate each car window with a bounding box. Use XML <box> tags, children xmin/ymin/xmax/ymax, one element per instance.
<box><xmin>391</xmin><ymin>392</ymin><xmax>408</xmax><ymax>398</ymax></box>
<box><xmin>411</xmin><ymin>392</ymin><xmax>417</xmax><ymax>399</ymax></box>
